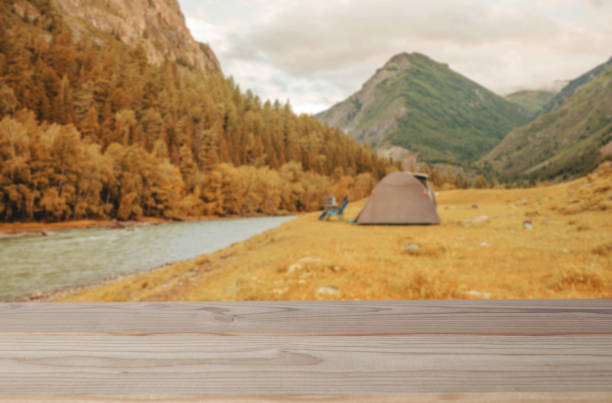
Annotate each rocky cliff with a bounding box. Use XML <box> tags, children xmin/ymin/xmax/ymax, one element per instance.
<box><xmin>54</xmin><ymin>0</ymin><xmax>221</xmax><ymax>75</ymax></box>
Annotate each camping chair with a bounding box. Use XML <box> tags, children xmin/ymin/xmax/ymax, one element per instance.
<box><xmin>319</xmin><ymin>199</ymin><xmax>349</xmax><ymax>221</ymax></box>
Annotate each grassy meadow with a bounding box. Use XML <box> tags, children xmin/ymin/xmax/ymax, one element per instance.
<box><xmin>52</xmin><ymin>163</ymin><xmax>612</xmax><ymax>302</ymax></box>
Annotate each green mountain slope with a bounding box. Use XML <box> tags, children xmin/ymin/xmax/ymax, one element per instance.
<box><xmin>483</xmin><ymin>64</ymin><xmax>612</xmax><ymax>181</ymax></box>
<box><xmin>537</xmin><ymin>57</ymin><xmax>612</xmax><ymax>117</ymax></box>
<box><xmin>316</xmin><ymin>52</ymin><xmax>530</xmax><ymax>165</ymax></box>
<box><xmin>505</xmin><ymin>90</ymin><xmax>555</xmax><ymax>116</ymax></box>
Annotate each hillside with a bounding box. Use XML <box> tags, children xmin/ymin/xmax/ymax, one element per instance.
<box><xmin>0</xmin><ymin>0</ymin><xmax>390</xmax><ymax>222</ymax></box>
<box><xmin>50</xmin><ymin>162</ymin><xmax>612</xmax><ymax>302</ymax></box>
<box><xmin>505</xmin><ymin>90</ymin><xmax>555</xmax><ymax>116</ymax></box>
<box><xmin>484</xmin><ymin>63</ymin><xmax>612</xmax><ymax>181</ymax></box>
<box><xmin>538</xmin><ymin>56</ymin><xmax>612</xmax><ymax>117</ymax></box>
<box><xmin>316</xmin><ymin>52</ymin><xmax>530</xmax><ymax>165</ymax></box>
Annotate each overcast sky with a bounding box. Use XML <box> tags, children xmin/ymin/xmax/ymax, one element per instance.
<box><xmin>178</xmin><ymin>0</ymin><xmax>612</xmax><ymax>114</ymax></box>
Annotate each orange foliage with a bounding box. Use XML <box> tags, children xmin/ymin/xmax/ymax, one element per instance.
<box><xmin>0</xmin><ymin>3</ymin><xmax>389</xmax><ymax>221</ymax></box>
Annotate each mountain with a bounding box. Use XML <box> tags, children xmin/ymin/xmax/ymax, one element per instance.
<box><xmin>316</xmin><ymin>52</ymin><xmax>530</xmax><ymax>165</ymax></box>
<box><xmin>537</xmin><ymin>56</ymin><xmax>612</xmax><ymax>117</ymax></box>
<box><xmin>53</xmin><ymin>0</ymin><xmax>221</xmax><ymax>75</ymax></box>
<box><xmin>0</xmin><ymin>0</ymin><xmax>389</xmax><ymax>222</ymax></box>
<box><xmin>483</xmin><ymin>63</ymin><xmax>612</xmax><ymax>181</ymax></box>
<box><xmin>505</xmin><ymin>90</ymin><xmax>555</xmax><ymax>116</ymax></box>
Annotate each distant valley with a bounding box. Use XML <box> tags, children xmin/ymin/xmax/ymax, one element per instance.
<box><xmin>484</xmin><ymin>60</ymin><xmax>612</xmax><ymax>181</ymax></box>
<box><xmin>504</xmin><ymin>90</ymin><xmax>555</xmax><ymax>117</ymax></box>
<box><xmin>317</xmin><ymin>52</ymin><xmax>612</xmax><ymax>182</ymax></box>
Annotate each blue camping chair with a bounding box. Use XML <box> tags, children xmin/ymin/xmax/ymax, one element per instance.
<box><xmin>319</xmin><ymin>199</ymin><xmax>349</xmax><ymax>221</ymax></box>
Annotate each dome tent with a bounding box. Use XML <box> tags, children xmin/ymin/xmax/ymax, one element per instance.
<box><xmin>356</xmin><ymin>172</ymin><xmax>440</xmax><ymax>225</ymax></box>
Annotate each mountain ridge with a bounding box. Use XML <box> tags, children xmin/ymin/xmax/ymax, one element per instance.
<box><xmin>483</xmin><ymin>63</ymin><xmax>612</xmax><ymax>181</ymax></box>
<box><xmin>537</xmin><ymin>56</ymin><xmax>612</xmax><ymax>117</ymax></box>
<box><xmin>316</xmin><ymin>52</ymin><xmax>530</xmax><ymax>165</ymax></box>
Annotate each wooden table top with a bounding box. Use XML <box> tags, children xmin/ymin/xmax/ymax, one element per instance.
<box><xmin>1</xmin><ymin>300</ymin><xmax>611</xmax><ymax>402</ymax></box>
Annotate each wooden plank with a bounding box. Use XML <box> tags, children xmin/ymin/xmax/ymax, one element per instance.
<box><xmin>2</xmin><ymin>300</ymin><xmax>611</xmax><ymax>336</ymax></box>
<box><xmin>3</xmin><ymin>393</ymin><xmax>612</xmax><ymax>402</ymax></box>
<box><xmin>1</xmin><ymin>300</ymin><xmax>611</xmax><ymax>401</ymax></box>
<box><xmin>1</xmin><ymin>335</ymin><xmax>611</xmax><ymax>395</ymax></box>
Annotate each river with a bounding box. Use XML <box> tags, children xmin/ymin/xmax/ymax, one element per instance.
<box><xmin>0</xmin><ymin>216</ymin><xmax>295</xmax><ymax>301</ymax></box>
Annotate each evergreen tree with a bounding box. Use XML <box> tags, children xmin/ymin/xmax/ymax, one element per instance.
<box><xmin>0</xmin><ymin>1</ymin><xmax>389</xmax><ymax>222</ymax></box>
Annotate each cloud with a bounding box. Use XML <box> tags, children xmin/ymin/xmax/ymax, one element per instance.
<box><xmin>181</xmin><ymin>0</ymin><xmax>612</xmax><ymax>114</ymax></box>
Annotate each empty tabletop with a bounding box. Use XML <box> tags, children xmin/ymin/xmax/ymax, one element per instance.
<box><xmin>1</xmin><ymin>300</ymin><xmax>611</xmax><ymax>402</ymax></box>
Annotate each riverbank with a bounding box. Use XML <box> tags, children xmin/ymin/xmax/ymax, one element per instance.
<box><xmin>0</xmin><ymin>213</ymin><xmax>292</xmax><ymax>240</ymax></box>
<box><xmin>2</xmin><ymin>215</ymin><xmax>296</xmax><ymax>301</ymax></box>
<box><xmin>51</xmin><ymin>163</ymin><xmax>612</xmax><ymax>302</ymax></box>
<box><xmin>0</xmin><ymin>218</ymin><xmax>168</xmax><ymax>239</ymax></box>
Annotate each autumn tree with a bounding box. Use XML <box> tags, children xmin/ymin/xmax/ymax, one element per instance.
<box><xmin>474</xmin><ymin>175</ymin><xmax>489</xmax><ymax>189</ymax></box>
<box><xmin>0</xmin><ymin>2</ymin><xmax>392</xmax><ymax>222</ymax></box>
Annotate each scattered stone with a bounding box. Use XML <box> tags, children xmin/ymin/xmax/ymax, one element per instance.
<box><xmin>516</xmin><ymin>199</ymin><xmax>528</xmax><ymax>206</ymax></box>
<box><xmin>287</xmin><ymin>257</ymin><xmax>324</xmax><ymax>273</ymax></box>
<box><xmin>317</xmin><ymin>286</ymin><xmax>340</xmax><ymax>296</ymax></box>
<box><xmin>273</xmin><ymin>287</ymin><xmax>288</xmax><ymax>295</ymax></box>
<box><xmin>297</xmin><ymin>257</ymin><xmax>323</xmax><ymax>264</ymax></box>
<box><xmin>108</xmin><ymin>220</ymin><xmax>126</xmax><ymax>230</ymax></box>
<box><xmin>28</xmin><ymin>290</ymin><xmax>43</xmax><ymax>300</ymax></box>
<box><xmin>472</xmin><ymin>215</ymin><xmax>489</xmax><ymax>223</ymax></box>
<box><xmin>523</xmin><ymin>220</ymin><xmax>533</xmax><ymax>230</ymax></box>
<box><xmin>471</xmin><ymin>204</ymin><xmax>480</xmax><ymax>209</ymax></box>
<box><xmin>466</xmin><ymin>290</ymin><xmax>492</xmax><ymax>299</ymax></box>
<box><xmin>404</xmin><ymin>244</ymin><xmax>420</xmax><ymax>253</ymax></box>
<box><xmin>287</xmin><ymin>263</ymin><xmax>302</xmax><ymax>273</ymax></box>
<box><xmin>479</xmin><ymin>242</ymin><xmax>492</xmax><ymax>247</ymax></box>
<box><xmin>40</xmin><ymin>230</ymin><xmax>57</xmax><ymax>237</ymax></box>
<box><xmin>561</xmin><ymin>248</ymin><xmax>569</xmax><ymax>254</ymax></box>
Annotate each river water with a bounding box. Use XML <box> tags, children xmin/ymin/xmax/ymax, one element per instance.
<box><xmin>0</xmin><ymin>216</ymin><xmax>295</xmax><ymax>301</ymax></box>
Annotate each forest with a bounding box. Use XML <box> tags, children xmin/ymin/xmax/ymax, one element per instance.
<box><xmin>0</xmin><ymin>0</ymin><xmax>391</xmax><ymax>222</ymax></box>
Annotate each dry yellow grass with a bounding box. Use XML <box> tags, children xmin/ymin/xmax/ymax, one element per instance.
<box><xmin>53</xmin><ymin>163</ymin><xmax>612</xmax><ymax>302</ymax></box>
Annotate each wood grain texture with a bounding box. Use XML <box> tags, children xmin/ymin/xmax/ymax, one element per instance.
<box><xmin>2</xmin><ymin>300</ymin><xmax>611</xmax><ymax>335</ymax></box>
<box><xmin>3</xmin><ymin>393</ymin><xmax>612</xmax><ymax>402</ymax></box>
<box><xmin>1</xmin><ymin>334</ymin><xmax>612</xmax><ymax>395</ymax></box>
<box><xmin>0</xmin><ymin>300</ymin><xmax>611</xmax><ymax>401</ymax></box>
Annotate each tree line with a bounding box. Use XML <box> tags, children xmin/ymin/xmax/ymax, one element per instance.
<box><xmin>0</xmin><ymin>1</ymin><xmax>390</xmax><ymax>221</ymax></box>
